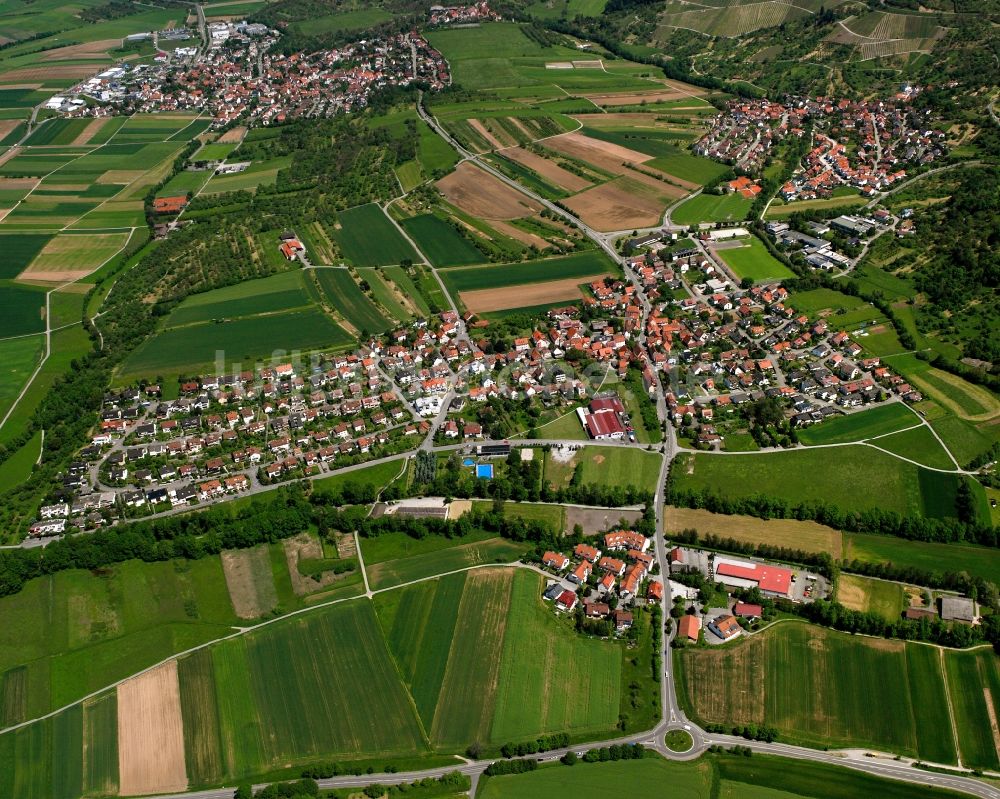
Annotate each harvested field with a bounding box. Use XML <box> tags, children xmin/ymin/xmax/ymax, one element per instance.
<box><xmin>117</xmin><ymin>661</ymin><xmax>187</xmax><ymax>796</ymax></box>
<box><xmin>565</xmin><ymin>505</ymin><xmax>643</xmax><ymax>535</ymax></box>
<box><xmin>583</xmin><ymin>89</ymin><xmax>691</xmax><ymax>106</ymax></box>
<box><xmin>0</xmin><ymin>119</ymin><xmax>21</xmax><ymax>140</ymax></box>
<box><xmin>501</xmin><ymin>146</ymin><xmax>591</xmax><ymax>192</ymax></box>
<box><xmin>563</xmin><ymin>179</ymin><xmax>664</xmax><ymax>230</ymax></box>
<box><xmin>663</xmin><ymin>507</ymin><xmax>843</xmax><ymax>559</ymax></box>
<box><xmin>20</xmin><ymin>232</ymin><xmax>130</xmax><ymax>282</ymax></box>
<box><xmin>217</xmin><ymin>126</ymin><xmax>247</xmax><ymax>143</ymax></box>
<box><xmin>97</xmin><ymin>170</ymin><xmax>145</xmax><ymax>184</ymax></box>
<box><xmin>461</xmin><ymin>273</ymin><xmax>609</xmax><ymax>313</ymax></box>
<box><xmin>70</xmin><ymin>118</ymin><xmax>109</xmax><ymax>146</ymax></box>
<box><xmin>436</xmin><ymin>161</ymin><xmax>541</xmax><ymax>220</ymax></box>
<box><xmin>221</xmin><ymin>545</ymin><xmax>278</xmax><ymax>619</ymax></box>
<box><xmin>544</xmin><ymin>131</ymin><xmax>652</xmax><ymax>174</ymax></box>
<box><xmin>41</xmin><ymin>39</ymin><xmax>118</xmax><ymax>60</ymax></box>
<box><xmin>2</xmin><ymin>64</ymin><xmax>104</xmax><ymax>81</ymax></box>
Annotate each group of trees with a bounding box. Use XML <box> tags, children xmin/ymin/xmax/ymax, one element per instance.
<box><xmin>499</xmin><ymin>733</ymin><xmax>570</xmax><ymax>759</ymax></box>
<box><xmin>667</xmin><ymin>484</ymin><xmax>999</xmax><ymax>548</ymax></box>
<box><xmin>703</xmin><ymin>723</ymin><xmax>779</xmax><ymax>743</ymax></box>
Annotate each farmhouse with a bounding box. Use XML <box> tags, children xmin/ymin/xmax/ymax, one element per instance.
<box><xmin>707</xmin><ymin>614</ymin><xmax>741</xmax><ymax>641</ymax></box>
<box><xmin>712</xmin><ymin>556</ymin><xmax>792</xmax><ymax>599</ymax></box>
<box><xmin>678</xmin><ymin>614</ymin><xmax>700</xmax><ymax>642</ymax></box>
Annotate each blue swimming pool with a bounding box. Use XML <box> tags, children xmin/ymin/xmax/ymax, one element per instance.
<box><xmin>462</xmin><ymin>457</ymin><xmax>475</xmax><ymax>467</ymax></box>
<box><xmin>476</xmin><ymin>463</ymin><xmax>494</xmax><ymax>479</ymax></box>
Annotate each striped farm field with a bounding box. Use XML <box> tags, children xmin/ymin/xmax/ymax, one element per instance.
<box><xmin>20</xmin><ymin>231</ymin><xmax>131</xmax><ymax>282</ymax></box>
<box><xmin>400</xmin><ymin>213</ymin><xmax>483</xmax><ymax>267</ymax></box>
<box><xmin>945</xmin><ymin>649</ymin><xmax>1000</xmax><ymax>770</ymax></box>
<box><xmin>331</xmin><ymin>203</ymin><xmax>418</xmax><ymax>267</ymax></box>
<box><xmin>676</xmin><ymin>621</ymin><xmax>957</xmax><ymax>762</ymax></box>
<box><xmin>165</xmin><ymin>271</ymin><xmax>312</xmax><ymax>327</ymax></box>
<box><xmin>439</xmin><ymin>250</ymin><xmax>614</xmax><ymax>294</ymax></box>
<box><xmin>314</xmin><ymin>268</ymin><xmax>394</xmax><ymax>334</ymax></box>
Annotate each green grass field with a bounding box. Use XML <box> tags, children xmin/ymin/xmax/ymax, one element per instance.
<box><xmin>671</xmin><ymin>192</ymin><xmax>752</xmax><ymax>225</ymax></box>
<box><xmin>383</xmin><ymin>265</ymin><xmax>431</xmax><ymax>316</ymax></box>
<box><xmin>401</xmin><ymin>213</ymin><xmax>483</xmax><ymax>267</ymax></box>
<box><xmin>314</xmin><ymin>268</ymin><xmax>393</xmax><ymax>334</ymax></box>
<box><xmin>0</xmin><ymin>283</ymin><xmax>46</xmax><ymax>337</ymax></box>
<box><xmin>0</xmin><ymin>429</ymin><xmax>40</xmax><ymax>492</ymax></box>
<box><xmin>22</xmin><ymin>117</ymin><xmax>92</xmax><ymax>147</ymax></box>
<box><xmin>544</xmin><ymin>446</ymin><xmax>661</xmax><ymax>494</ymax></box>
<box><xmin>0</xmin><ymin>333</ymin><xmax>43</xmax><ymax>419</ymax></box>
<box><xmin>358</xmin><ymin>267</ymin><xmax>412</xmax><ymax>323</ymax></box>
<box><xmin>332</xmin><ymin>203</ymin><xmax>418</xmax><ymax>267</ymax></box>
<box><xmin>715</xmin><ymin>236</ymin><xmax>795</xmax><ymax>282</ymax></box>
<box><xmin>0</xmin><ymin>234</ymin><xmax>52</xmax><ymax>278</ymax></box>
<box><xmin>289</xmin><ymin>6</ymin><xmax>391</xmax><ymax>34</ymax></box>
<box><xmin>845</xmin><ymin>532</ymin><xmax>1000</xmax><ymax>587</ymax></box>
<box><xmin>166</xmin><ymin>271</ymin><xmax>311</xmax><ymax>327</ymax></box>
<box><xmin>872</xmin><ymin>424</ymin><xmax>956</xmax><ymax>470</ymax></box>
<box><xmin>945</xmin><ymin>649</ymin><xmax>1000</xmax><ymax>770</ymax></box>
<box><xmin>677</xmin><ymin>621</ymin><xmax>956</xmax><ymax>761</ymax></box>
<box><xmin>836</xmin><ymin>574</ymin><xmax>906</xmax><ymax>621</ymax></box>
<box><xmin>672</xmin><ymin>447</ymin><xmax>959</xmax><ymax>519</ymax></box>
<box><xmin>120</xmin><ymin>308</ymin><xmax>351</xmax><ymax>376</ymax></box>
<box><xmin>440</xmin><ymin>251</ymin><xmax>614</xmax><ymax>293</ymax></box>
<box><xmin>798</xmin><ymin>404</ymin><xmax>917</xmax><ymax>445</ymax></box>
<box><xmin>203</xmin><ymin>156</ymin><xmax>292</xmax><ymax>193</ymax></box>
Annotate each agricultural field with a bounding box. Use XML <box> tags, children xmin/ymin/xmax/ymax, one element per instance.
<box><xmin>363</xmin><ymin>530</ymin><xmax>527</xmax><ymax>590</ymax></box>
<box><xmin>314</xmin><ymin>268</ymin><xmax>394</xmax><ymax>335</ymax></box>
<box><xmin>671</xmin><ymin>447</ymin><xmax>963</xmax><ymax>520</ymax></box>
<box><xmin>0</xmin><ymin>333</ymin><xmax>43</xmax><ymax>418</ymax></box>
<box><xmin>671</xmin><ymin>192</ymin><xmax>751</xmax><ymax>225</ymax></box>
<box><xmin>676</xmin><ymin>621</ymin><xmax>956</xmax><ymax>762</ymax></box>
<box><xmin>203</xmin><ymin>156</ymin><xmax>292</xmax><ymax>193</ymax></box>
<box><xmin>544</xmin><ymin>445</ymin><xmax>661</xmax><ymax>495</ymax></box>
<box><xmin>164</xmin><ymin>271</ymin><xmax>312</xmax><ymax>327</ymax></box>
<box><xmin>714</xmin><ymin>236</ymin><xmax>795</xmax><ymax>282</ymax></box>
<box><xmin>331</xmin><ymin>203</ymin><xmax>417</xmax><ymax>267</ymax></box>
<box><xmin>120</xmin><ymin>307</ymin><xmax>351</xmax><ymax>378</ymax></box>
<box><xmin>844</xmin><ymin>533</ymin><xmax>1000</xmax><ymax>589</ymax></box>
<box><xmin>18</xmin><ymin>231</ymin><xmax>130</xmax><ymax>282</ymax></box>
<box><xmin>0</xmin><ymin>282</ymin><xmax>46</xmax><ymax>337</ymax></box>
<box><xmin>437</xmin><ymin>161</ymin><xmax>543</xmax><ymax>221</ymax></box>
<box><xmin>797</xmin><ymin>403</ymin><xmax>917</xmax><ymax>446</ymax></box>
<box><xmin>872</xmin><ymin>424</ymin><xmax>956</xmax><ymax>471</ymax></box>
<box><xmin>945</xmin><ymin>649</ymin><xmax>1000</xmax><ymax>770</ymax></box>
<box><xmin>656</xmin><ymin>1</ymin><xmax>811</xmax><ymax>39</ymax></box>
<box><xmin>400</xmin><ymin>213</ymin><xmax>483</xmax><ymax>268</ymax></box>
<box><xmin>439</xmin><ymin>250</ymin><xmax>614</xmax><ymax>301</ymax></box>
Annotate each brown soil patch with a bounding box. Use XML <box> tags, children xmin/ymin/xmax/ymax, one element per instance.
<box><xmin>564</xmin><ymin>506</ymin><xmax>642</xmax><ymax>535</ymax></box>
<box><xmin>582</xmin><ymin>90</ymin><xmax>688</xmax><ymax>107</ymax></box>
<box><xmin>562</xmin><ymin>179</ymin><xmax>664</xmax><ymax>231</ymax></box>
<box><xmin>41</xmin><ymin>39</ymin><xmax>118</xmax><ymax>60</ymax></box>
<box><xmin>461</xmin><ymin>272</ymin><xmax>609</xmax><ymax>313</ymax></box>
<box><xmin>217</xmin><ymin>126</ymin><xmax>246</xmax><ymax>143</ymax></box>
<box><xmin>544</xmin><ymin>131</ymin><xmax>652</xmax><ymax>175</ymax></box>
<box><xmin>221</xmin><ymin>545</ymin><xmax>278</xmax><ymax>619</ymax></box>
<box><xmin>0</xmin><ymin>147</ymin><xmax>21</xmax><ymax>168</ymax></box>
<box><xmin>18</xmin><ymin>269</ymin><xmax>90</xmax><ymax>283</ymax></box>
<box><xmin>982</xmin><ymin>677</ymin><xmax>1000</xmax><ymax>763</ymax></box>
<box><xmin>0</xmin><ymin>177</ymin><xmax>37</xmax><ymax>191</ymax></box>
<box><xmin>97</xmin><ymin>170</ymin><xmax>144</xmax><ymax>184</ymax></box>
<box><xmin>501</xmin><ymin>146</ymin><xmax>591</xmax><ymax>192</ymax></box>
<box><xmin>71</xmin><ymin>118</ymin><xmax>109</xmax><ymax>146</ymax></box>
<box><xmin>664</xmin><ymin>507</ymin><xmax>843</xmax><ymax>559</ymax></box>
<box><xmin>0</xmin><ymin>119</ymin><xmax>20</xmax><ymax>140</ymax></box>
<box><xmin>55</xmin><ymin>281</ymin><xmax>93</xmax><ymax>294</ymax></box>
<box><xmin>0</xmin><ymin>209</ymin><xmax>9</xmax><ymax>221</ymax></box>
<box><xmin>436</xmin><ymin>161</ymin><xmax>541</xmax><ymax>220</ymax></box>
<box><xmin>3</xmin><ymin>64</ymin><xmax>104</xmax><ymax>81</ymax></box>
<box><xmin>117</xmin><ymin>661</ymin><xmax>187</xmax><ymax>796</ymax></box>
<box><xmin>836</xmin><ymin>574</ymin><xmax>868</xmax><ymax>612</ymax></box>
<box><xmin>468</xmin><ymin>118</ymin><xmax>507</xmax><ymax>151</ymax></box>
<box><xmin>283</xmin><ymin>531</ymin><xmax>342</xmax><ymax>596</ymax></box>
<box><xmin>449</xmin><ymin>499</ymin><xmax>473</xmax><ymax>518</ymax></box>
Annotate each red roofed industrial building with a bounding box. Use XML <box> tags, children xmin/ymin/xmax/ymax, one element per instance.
<box><xmin>153</xmin><ymin>195</ymin><xmax>188</xmax><ymax>214</ymax></box>
<box><xmin>713</xmin><ymin>556</ymin><xmax>792</xmax><ymax>598</ymax></box>
<box><xmin>578</xmin><ymin>395</ymin><xmax>628</xmax><ymax>440</ymax></box>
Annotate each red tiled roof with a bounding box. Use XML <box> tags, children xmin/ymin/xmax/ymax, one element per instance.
<box><xmin>715</xmin><ymin>562</ymin><xmax>791</xmax><ymax>595</ymax></box>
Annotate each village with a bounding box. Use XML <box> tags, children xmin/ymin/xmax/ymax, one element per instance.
<box><xmin>695</xmin><ymin>93</ymin><xmax>948</xmax><ymax>199</ymax></box>
<box><xmin>62</xmin><ymin>22</ymin><xmax>448</xmax><ymax>126</ymax></box>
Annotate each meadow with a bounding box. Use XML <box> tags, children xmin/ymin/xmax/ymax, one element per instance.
<box><xmin>383</xmin><ymin>265</ymin><xmax>431</xmax><ymax>316</ymax></box>
<box><xmin>715</xmin><ymin>236</ymin><xmax>795</xmax><ymax>282</ymax></box>
<box><xmin>836</xmin><ymin>574</ymin><xmax>906</xmax><ymax>621</ymax></box>
<box><xmin>358</xmin><ymin>268</ymin><xmax>413</xmax><ymax>323</ymax></box>
<box><xmin>677</xmin><ymin>621</ymin><xmax>956</xmax><ymax>762</ymax></box>
<box><xmin>0</xmin><ymin>234</ymin><xmax>52</xmax><ymax>278</ymax></box>
<box><xmin>314</xmin><ymin>268</ymin><xmax>394</xmax><ymax>334</ymax></box>
<box><xmin>400</xmin><ymin>213</ymin><xmax>483</xmax><ymax>267</ymax></box>
<box><xmin>671</xmin><ymin>192</ymin><xmax>752</xmax><ymax>225</ymax></box>
<box><xmin>671</xmin><ymin>448</ymin><xmax>959</xmax><ymax>519</ymax></box>
<box><xmin>203</xmin><ymin>156</ymin><xmax>292</xmax><ymax>193</ymax></box>
<box><xmin>797</xmin><ymin>403</ymin><xmax>917</xmax><ymax>445</ymax></box>
<box><xmin>0</xmin><ymin>333</ymin><xmax>43</xmax><ymax>418</ymax></box>
<box><xmin>332</xmin><ymin>203</ymin><xmax>418</xmax><ymax>267</ymax></box>
<box><xmin>0</xmin><ymin>282</ymin><xmax>46</xmax><ymax>336</ymax></box>
<box><xmin>873</xmin><ymin>424</ymin><xmax>956</xmax><ymax>470</ymax></box>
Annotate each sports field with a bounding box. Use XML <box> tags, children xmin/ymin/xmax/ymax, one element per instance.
<box><xmin>677</xmin><ymin>621</ymin><xmax>956</xmax><ymax>762</ymax></box>
<box><xmin>671</xmin><ymin>192</ymin><xmax>752</xmax><ymax>225</ymax></box>
<box><xmin>714</xmin><ymin>236</ymin><xmax>794</xmax><ymax>282</ymax></box>
<box><xmin>671</xmin><ymin>448</ymin><xmax>960</xmax><ymax>519</ymax></box>
<box><xmin>314</xmin><ymin>268</ymin><xmax>394</xmax><ymax>334</ymax></box>
<box><xmin>332</xmin><ymin>203</ymin><xmax>418</xmax><ymax>267</ymax></box>
<box><xmin>544</xmin><ymin>445</ymin><xmax>661</xmax><ymax>494</ymax></box>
